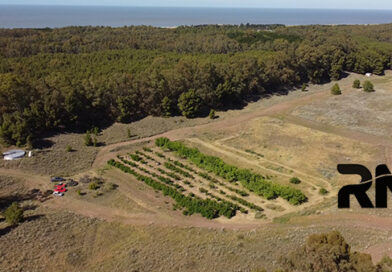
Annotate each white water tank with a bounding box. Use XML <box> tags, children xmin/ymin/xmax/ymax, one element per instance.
<box><xmin>3</xmin><ymin>150</ymin><xmax>25</xmax><ymax>160</ymax></box>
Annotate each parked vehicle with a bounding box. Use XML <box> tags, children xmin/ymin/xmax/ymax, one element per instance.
<box><xmin>67</xmin><ymin>179</ymin><xmax>79</xmax><ymax>187</ymax></box>
<box><xmin>51</xmin><ymin>177</ymin><xmax>65</xmax><ymax>182</ymax></box>
<box><xmin>54</xmin><ymin>187</ymin><xmax>67</xmax><ymax>193</ymax></box>
<box><xmin>52</xmin><ymin>191</ymin><xmax>64</xmax><ymax>197</ymax></box>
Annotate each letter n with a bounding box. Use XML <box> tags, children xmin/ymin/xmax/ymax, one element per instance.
<box><xmin>375</xmin><ymin>164</ymin><xmax>392</xmax><ymax>208</ymax></box>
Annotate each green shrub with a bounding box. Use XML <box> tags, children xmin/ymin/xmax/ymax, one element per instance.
<box><xmin>89</xmin><ymin>182</ymin><xmax>99</xmax><ymax>190</ymax></box>
<box><xmin>363</xmin><ymin>80</ymin><xmax>375</xmax><ymax>92</ymax></box>
<box><xmin>319</xmin><ymin>188</ymin><xmax>329</xmax><ymax>195</ymax></box>
<box><xmin>290</xmin><ymin>177</ymin><xmax>301</xmax><ymax>184</ymax></box>
<box><xmin>91</xmin><ymin>126</ymin><xmax>100</xmax><ymax>136</ymax></box>
<box><xmin>66</xmin><ymin>145</ymin><xmax>73</xmax><ymax>152</ymax></box>
<box><xmin>155</xmin><ymin>152</ymin><xmax>165</xmax><ymax>158</ymax></box>
<box><xmin>130</xmin><ymin>154</ymin><xmax>143</xmax><ymax>162</ymax></box>
<box><xmin>209</xmin><ymin>109</ymin><xmax>216</xmax><ymax>119</ymax></box>
<box><xmin>93</xmin><ymin>137</ymin><xmax>98</xmax><ymax>147</ymax></box>
<box><xmin>331</xmin><ymin>83</ymin><xmax>341</xmax><ymax>95</ymax></box>
<box><xmin>209</xmin><ymin>182</ymin><xmax>217</xmax><ymax>189</ymax></box>
<box><xmin>105</xmin><ymin>182</ymin><xmax>116</xmax><ymax>191</ymax></box>
<box><xmin>155</xmin><ymin>137</ymin><xmax>170</xmax><ymax>147</ymax></box>
<box><xmin>301</xmin><ymin>83</ymin><xmax>307</xmax><ymax>92</ymax></box>
<box><xmin>84</xmin><ymin>132</ymin><xmax>93</xmax><ymax>146</ymax></box>
<box><xmin>143</xmin><ymin>147</ymin><xmax>152</xmax><ymax>152</ymax></box>
<box><xmin>352</xmin><ymin>79</ymin><xmax>361</xmax><ymax>89</ymax></box>
<box><xmin>164</xmin><ymin>162</ymin><xmax>194</xmax><ymax>178</ymax></box>
<box><xmin>4</xmin><ymin>202</ymin><xmax>23</xmax><ymax>225</ymax></box>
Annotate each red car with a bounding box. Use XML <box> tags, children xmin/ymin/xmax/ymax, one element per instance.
<box><xmin>54</xmin><ymin>184</ymin><xmax>67</xmax><ymax>193</ymax></box>
<box><xmin>54</xmin><ymin>187</ymin><xmax>66</xmax><ymax>193</ymax></box>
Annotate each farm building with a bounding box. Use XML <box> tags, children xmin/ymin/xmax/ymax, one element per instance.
<box><xmin>2</xmin><ymin>150</ymin><xmax>26</xmax><ymax>160</ymax></box>
<box><xmin>366</xmin><ymin>73</ymin><xmax>372</xmax><ymax>77</ymax></box>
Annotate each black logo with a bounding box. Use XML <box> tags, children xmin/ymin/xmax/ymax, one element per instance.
<box><xmin>338</xmin><ymin>164</ymin><xmax>392</xmax><ymax>208</ymax></box>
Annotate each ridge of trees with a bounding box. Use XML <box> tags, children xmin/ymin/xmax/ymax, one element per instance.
<box><xmin>1</xmin><ymin>24</ymin><xmax>392</xmax><ymax>145</ymax></box>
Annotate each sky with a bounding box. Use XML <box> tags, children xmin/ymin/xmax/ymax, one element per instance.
<box><xmin>1</xmin><ymin>0</ymin><xmax>392</xmax><ymax>10</ymax></box>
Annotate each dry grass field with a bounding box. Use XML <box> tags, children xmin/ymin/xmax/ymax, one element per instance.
<box><xmin>3</xmin><ymin>72</ymin><xmax>392</xmax><ymax>271</ymax></box>
<box><xmin>1</xmin><ymin>176</ymin><xmax>390</xmax><ymax>272</ymax></box>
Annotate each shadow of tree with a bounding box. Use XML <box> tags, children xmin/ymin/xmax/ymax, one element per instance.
<box><xmin>0</xmin><ymin>189</ymin><xmax>52</xmax><ymax>210</ymax></box>
<box><xmin>0</xmin><ymin>225</ymin><xmax>16</xmax><ymax>237</ymax></box>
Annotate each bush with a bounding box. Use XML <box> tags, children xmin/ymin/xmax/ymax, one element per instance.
<box><xmin>209</xmin><ymin>109</ymin><xmax>216</xmax><ymax>119</ymax></box>
<box><xmin>105</xmin><ymin>182</ymin><xmax>117</xmax><ymax>191</ymax></box>
<box><xmin>301</xmin><ymin>83</ymin><xmax>307</xmax><ymax>92</ymax></box>
<box><xmin>164</xmin><ymin>162</ymin><xmax>194</xmax><ymax>178</ymax></box>
<box><xmin>280</xmin><ymin>231</ymin><xmax>377</xmax><ymax>271</ymax></box>
<box><xmin>84</xmin><ymin>132</ymin><xmax>93</xmax><ymax>146</ymax></box>
<box><xmin>93</xmin><ymin>137</ymin><xmax>98</xmax><ymax>147</ymax></box>
<box><xmin>66</xmin><ymin>145</ymin><xmax>73</xmax><ymax>152</ymax></box>
<box><xmin>89</xmin><ymin>182</ymin><xmax>99</xmax><ymax>190</ymax></box>
<box><xmin>363</xmin><ymin>80</ymin><xmax>375</xmax><ymax>92</ymax></box>
<box><xmin>290</xmin><ymin>177</ymin><xmax>301</xmax><ymax>184</ymax></box>
<box><xmin>130</xmin><ymin>153</ymin><xmax>143</xmax><ymax>162</ymax></box>
<box><xmin>155</xmin><ymin>137</ymin><xmax>170</xmax><ymax>147</ymax></box>
<box><xmin>4</xmin><ymin>202</ymin><xmax>23</xmax><ymax>225</ymax></box>
<box><xmin>91</xmin><ymin>126</ymin><xmax>100</xmax><ymax>136</ymax></box>
<box><xmin>127</xmin><ymin>128</ymin><xmax>132</xmax><ymax>138</ymax></box>
<box><xmin>352</xmin><ymin>79</ymin><xmax>361</xmax><ymax>89</ymax></box>
<box><xmin>319</xmin><ymin>188</ymin><xmax>329</xmax><ymax>195</ymax></box>
<box><xmin>143</xmin><ymin>147</ymin><xmax>152</xmax><ymax>152</ymax></box>
<box><xmin>330</xmin><ymin>83</ymin><xmax>341</xmax><ymax>95</ymax></box>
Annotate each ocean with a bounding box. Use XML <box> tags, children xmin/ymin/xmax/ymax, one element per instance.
<box><xmin>1</xmin><ymin>5</ymin><xmax>392</xmax><ymax>28</ymax></box>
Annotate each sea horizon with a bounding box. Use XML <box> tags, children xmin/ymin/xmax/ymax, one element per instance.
<box><xmin>1</xmin><ymin>5</ymin><xmax>392</xmax><ymax>28</ymax></box>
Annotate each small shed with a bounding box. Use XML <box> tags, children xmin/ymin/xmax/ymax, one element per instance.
<box><xmin>3</xmin><ymin>150</ymin><xmax>26</xmax><ymax>160</ymax></box>
<box><xmin>365</xmin><ymin>73</ymin><xmax>372</xmax><ymax>77</ymax></box>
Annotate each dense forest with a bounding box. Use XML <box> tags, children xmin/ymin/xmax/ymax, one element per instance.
<box><xmin>1</xmin><ymin>24</ymin><xmax>392</xmax><ymax>145</ymax></box>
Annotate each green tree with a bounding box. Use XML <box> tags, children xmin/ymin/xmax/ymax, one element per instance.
<box><xmin>363</xmin><ymin>80</ymin><xmax>375</xmax><ymax>92</ymax></box>
<box><xmin>161</xmin><ymin>96</ymin><xmax>173</xmax><ymax>117</ymax></box>
<box><xmin>331</xmin><ymin>83</ymin><xmax>342</xmax><ymax>95</ymax></box>
<box><xmin>280</xmin><ymin>231</ymin><xmax>377</xmax><ymax>272</ymax></box>
<box><xmin>301</xmin><ymin>83</ymin><xmax>307</xmax><ymax>92</ymax></box>
<box><xmin>4</xmin><ymin>202</ymin><xmax>23</xmax><ymax>225</ymax></box>
<box><xmin>178</xmin><ymin>89</ymin><xmax>202</xmax><ymax>118</ymax></box>
<box><xmin>353</xmin><ymin>79</ymin><xmax>361</xmax><ymax>89</ymax></box>
<box><xmin>66</xmin><ymin>145</ymin><xmax>73</xmax><ymax>152</ymax></box>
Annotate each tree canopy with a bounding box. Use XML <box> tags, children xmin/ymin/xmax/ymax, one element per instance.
<box><xmin>1</xmin><ymin>24</ymin><xmax>392</xmax><ymax>145</ymax></box>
